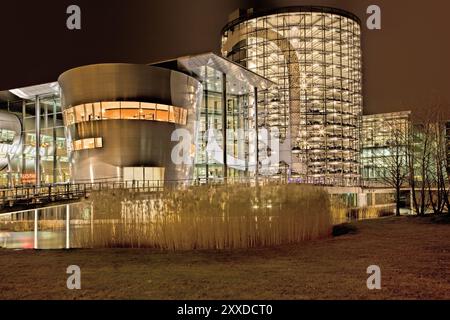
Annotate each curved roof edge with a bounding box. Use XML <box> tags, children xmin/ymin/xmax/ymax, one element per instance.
<box><xmin>222</xmin><ymin>6</ymin><xmax>362</xmax><ymax>33</ymax></box>
<box><xmin>57</xmin><ymin>63</ymin><xmax>185</xmax><ymax>83</ymax></box>
<box><xmin>58</xmin><ymin>63</ymin><xmax>201</xmax><ymax>108</ymax></box>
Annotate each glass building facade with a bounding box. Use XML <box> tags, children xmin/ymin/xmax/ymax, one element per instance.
<box><xmin>222</xmin><ymin>7</ymin><xmax>363</xmax><ymax>186</ymax></box>
<box><xmin>0</xmin><ymin>84</ymin><xmax>70</xmax><ymax>187</ymax></box>
<box><xmin>195</xmin><ymin>65</ymin><xmax>266</xmax><ymax>181</ymax></box>
<box><xmin>0</xmin><ymin>54</ymin><xmax>273</xmax><ymax>187</ymax></box>
<box><xmin>151</xmin><ymin>53</ymin><xmax>278</xmax><ymax>183</ymax></box>
<box><xmin>361</xmin><ymin>111</ymin><xmax>411</xmax><ymax>185</ymax></box>
<box><xmin>196</xmin><ymin>65</ymin><xmax>256</xmax><ymax>181</ymax></box>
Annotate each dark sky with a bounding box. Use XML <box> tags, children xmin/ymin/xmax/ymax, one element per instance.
<box><xmin>0</xmin><ymin>0</ymin><xmax>449</xmax><ymax>115</ymax></box>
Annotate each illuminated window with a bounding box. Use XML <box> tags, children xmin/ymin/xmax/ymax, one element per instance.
<box><xmin>73</xmin><ymin>137</ymin><xmax>104</xmax><ymax>151</ymax></box>
<box><xmin>65</xmin><ymin>102</ymin><xmax>188</xmax><ymax>125</ymax></box>
<box><xmin>156</xmin><ymin>104</ymin><xmax>169</xmax><ymax>122</ymax></box>
<box><xmin>74</xmin><ymin>140</ymin><xmax>82</xmax><ymax>151</ymax></box>
<box><xmin>168</xmin><ymin>106</ymin><xmax>175</xmax><ymax>123</ymax></box>
<box><xmin>141</xmin><ymin>103</ymin><xmax>156</xmax><ymax>121</ymax></box>
<box><xmin>83</xmin><ymin>138</ymin><xmax>95</xmax><ymax>149</ymax></box>
<box><xmin>75</xmin><ymin>104</ymin><xmax>85</xmax><ymax>123</ymax></box>
<box><xmin>95</xmin><ymin>138</ymin><xmax>103</xmax><ymax>148</ymax></box>
<box><xmin>93</xmin><ymin>103</ymin><xmax>102</xmax><ymax>120</ymax></box>
<box><xmin>121</xmin><ymin>101</ymin><xmax>141</xmax><ymax>120</ymax></box>
<box><xmin>102</xmin><ymin>102</ymin><xmax>121</xmax><ymax>120</ymax></box>
<box><xmin>84</xmin><ymin>103</ymin><xmax>94</xmax><ymax>122</ymax></box>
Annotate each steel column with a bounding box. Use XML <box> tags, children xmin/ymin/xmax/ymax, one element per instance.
<box><xmin>222</xmin><ymin>73</ymin><xmax>228</xmax><ymax>181</ymax></box>
<box><xmin>35</xmin><ymin>96</ymin><xmax>41</xmax><ymax>187</ymax></box>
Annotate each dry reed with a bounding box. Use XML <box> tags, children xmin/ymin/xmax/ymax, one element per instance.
<box><xmin>71</xmin><ymin>184</ymin><xmax>333</xmax><ymax>250</ymax></box>
<box><xmin>331</xmin><ymin>198</ymin><xmax>395</xmax><ymax>225</ymax></box>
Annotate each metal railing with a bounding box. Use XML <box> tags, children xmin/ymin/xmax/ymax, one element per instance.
<box><xmin>0</xmin><ymin>181</ymin><xmax>170</xmax><ymax>209</ymax></box>
<box><xmin>0</xmin><ymin>177</ymin><xmax>294</xmax><ymax>209</ymax></box>
<box><xmin>1</xmin><ymin>174</ymin><xmax>380</xmax><ymax>211</ymax></box>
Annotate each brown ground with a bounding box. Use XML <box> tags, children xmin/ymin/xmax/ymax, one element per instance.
<box><xmin>0</xmin><ymin>216</ymin><xmax>449</xmax><ymax>300</ymax></box>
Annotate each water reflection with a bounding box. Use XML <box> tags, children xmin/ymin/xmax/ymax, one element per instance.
<box><xmin>0</xmin><ymin>203</ymin><xmax>88</xmax><ymax>250</ymax></box>
<box><xmin>0</xmin><ymin>231</ymin><xmax>67</xmax><ymax>250</ymax></box>
<box><xmin>0</xmin><ymin>188</ymin><xmax>393</xmax><ymax>250</ymax></box>
<box><xmin>1</xmin><ymin>184</ymin><xmax>333</xmax><ymax>250</ymax></box>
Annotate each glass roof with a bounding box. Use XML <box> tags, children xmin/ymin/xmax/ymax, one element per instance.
<box><xmin>8</xmin><ymin>82</ymin><xmax>60</xmax><ymax>100</ymax></box>
<box><xmin>153</xmin><ymin>52</ymin><xmax>274</xmax><ymax>91</ymax></box>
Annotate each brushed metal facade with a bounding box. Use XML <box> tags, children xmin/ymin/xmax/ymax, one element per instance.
<box><xmin>58</xmin><ymin>64</ymin><xmax>202</xmax><ymax>183</ymax></box>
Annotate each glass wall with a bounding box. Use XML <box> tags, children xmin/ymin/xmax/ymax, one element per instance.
<box><xmin>195</xmin><ymin>66</ymin><xmax>224</xmax><ymax>181</ymax></box>
<box><xmin>226</xmin><ymin>76</ymin><xmax>256</xmax><ymax>179</ymax></box>
<box><xmin>361</xmin><ymin>112</ymin><xmax>411</xmax><ymax>184</ymax></box>
<box><xmin>0</xmin><ymin>94</ymin><xmax>70</xmax><ymax>187</ymax></box>
<box><xmin>194</xmin><ymin>66</ymin><xmax>260</xmax><ymax>182</ymax></box>
<box><xmin>222</xmin><ymin>9</ymin><xmax>363</xmax><ymax>186</ymax></box>
<box><xmin>64</xmin><ymin>102</ymin><xmax>188</xmax><ymax>126</ymax></box>
<box><xmin>38</xmin><ymin>95</ymin><xmax>70</xmax><ymax>184</ymax></box>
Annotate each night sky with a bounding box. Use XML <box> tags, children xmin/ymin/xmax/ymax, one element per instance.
<box><xmin>1</xmin><ymin>0</ymin><xmax>449</xmax><ymax>115</ymax></box>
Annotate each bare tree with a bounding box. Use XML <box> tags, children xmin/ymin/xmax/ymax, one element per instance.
<box><xmin>408</xmin><ymin>103</ymin><xmax>450</xmax><ymax>216</ymax></box>
<box><xmin>409</xmin><ymin>122</ymin><xmax>432</xmax><ymax>216</ymax></box>
<box><xmin>427</xmin><ymin>107</ymin><xmax>449</xmax><ymax>214</ymax></box>
<box><xmin>376</xmin><ymin>124</ymin><xmax>410</xmax><ymax>216</ymax></box>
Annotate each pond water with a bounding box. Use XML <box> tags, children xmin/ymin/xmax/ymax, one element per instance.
<box><xmin>0</xmin><ymin>203</ymin><xmax>90</xmax><ymax>250</ymax></box>
<box><xmin>0</xmin><ymin>197</ymin><xmax>393</xmax><ymax>250</ymax></box>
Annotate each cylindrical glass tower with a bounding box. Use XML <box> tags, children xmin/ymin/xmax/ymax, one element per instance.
<box><xmin>222</xmin><ymin>7</ymin><xmax>363</xmax><ymax>186</ymax></box>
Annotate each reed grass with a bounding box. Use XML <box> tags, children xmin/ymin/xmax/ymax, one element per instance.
<box><xmin>71</xmin><ymin>184</ymin><xmax>333</xmax><ymax>250</ymax></box>
<box><xmin>331</xmin><ymin>198</ymin><xmax>395</xmax><ymax>225</ymax></box>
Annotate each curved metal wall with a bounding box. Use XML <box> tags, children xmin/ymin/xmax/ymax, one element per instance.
<box><xmin>58</xmin><ymin>63</ymin><xmax>199</xmax><ymax>108</ymax></box>
<box><xmin>58</xmin><ymin>64</ymin><xmax>202</xmax><ymax>183</ymax></box>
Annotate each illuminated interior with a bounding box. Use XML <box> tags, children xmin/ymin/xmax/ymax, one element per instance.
<box><xmin>362</xmin><ymin>112</ymin><xmax>411</xmax><ymax>184</ymax></box>
<box><xmin>64</xmin><ymin>102</ymin><xmax>189</xmax><ymax>126</ymax></box>
<box><xmin>0</xmin><ymin>129</ymin><xmax>16</xmax><ymax>145</ymax></box>
<box><xmin>73</xmin><ymin>138</ymin><xmax>103</xmax><ymax>151</ymax></box>
<box><xmin>222</xmin><ymin>9</ymin><xmax>363</xmax><ymax>186</ymax></box>
<box><xmin>194</xmin><ymin>65</ymin><xmax>260</xmax><ymax>181</ymax></box>
<box><xmin>0</xmin><ymin>93</ymin><xmax>70</xmax><ymax>186</ymax></box>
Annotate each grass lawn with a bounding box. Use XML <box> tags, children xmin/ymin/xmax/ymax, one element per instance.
<box><xmin>1</xmin><ymin>216</ymin><xmax>449</xmax><ymax>300</ymax></box>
